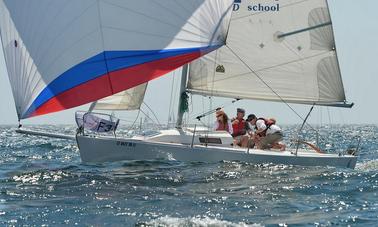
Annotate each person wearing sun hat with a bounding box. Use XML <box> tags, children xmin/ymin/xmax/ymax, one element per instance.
<box><xmin>213</xmin><ymin>108</ymin><xmax>233</xmax><ymax>134</ymax></box>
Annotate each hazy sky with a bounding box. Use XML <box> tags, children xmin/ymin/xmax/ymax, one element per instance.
<box><xmin>0</xmin><ymin>0</ymin><xmax>377</xmax><ymax>125</ymax></box>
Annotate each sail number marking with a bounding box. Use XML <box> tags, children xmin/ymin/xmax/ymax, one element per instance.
<box><xmin>116</xmin><ymin>141</ymin><xmax>136</xmax><ymax>147</ymax></box>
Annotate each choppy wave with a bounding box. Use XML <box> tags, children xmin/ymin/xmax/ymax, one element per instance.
<box><xmin>0</xmin><ymin>125</ymin><xmax>377</xmax><ymax>226</ymax></box>
<box><xmin>356</xmin><ymin>159</ymin><xmax>378</xmax><ymax>171</ymax></box>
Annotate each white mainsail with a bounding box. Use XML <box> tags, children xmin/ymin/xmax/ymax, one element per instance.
<box><xmin>188</xmin><ymin>0</ymin><xmax>350</xmax><ymax>107</ymax></box>
<box><xmin>0</xmin><ymin>0</ymin><xmax>233</xmax><ymax>119</ymax></box>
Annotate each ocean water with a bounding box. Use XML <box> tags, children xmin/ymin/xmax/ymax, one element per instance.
<box><xmin>0</xmin><ymin>125</ymin><xmax>377</xmax><ymax>226</ymax></box>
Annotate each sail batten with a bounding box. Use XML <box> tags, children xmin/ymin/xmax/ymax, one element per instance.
<box><xmin>188</xmin><ymin>0</ymin><xmax>349</xmax><ymax>107</ymax></box>
<box><xmin>277</xmin><ymin>21</ymin><xmax>332</xmax><ymax>39</ymax></box>
<box><xmin>0</xmin><ymin>0</ymin><xmax>233</xmax><ymax>119</ymax></box>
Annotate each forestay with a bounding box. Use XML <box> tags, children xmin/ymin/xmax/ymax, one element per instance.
<box><xmin>0</xmin><ymin>0</ymin><xmax>233</xmax><ymax>119</ymax></box>
<box><xmin>188</xmin><ymin>0</ymin><xmax>350</xmax><ymax>107</ymax></box>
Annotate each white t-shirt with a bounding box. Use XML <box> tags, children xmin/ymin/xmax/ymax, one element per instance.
<box><xmin>247</xmin><ymin>122</ymin><xmax>255</xmax><ymax>133</ymax></box>
<box><xmin>255</xmin><ymin>119</ymin><xmax>266</xmax><ymax>131</ymax></box>
<box><xmin>266</xmin><ymin>124</ymin><xmax>282</xmax><ymax>135</ymax></box>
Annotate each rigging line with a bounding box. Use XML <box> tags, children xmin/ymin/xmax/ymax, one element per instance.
<box><xmin>338</xmin><ymin>108</ymin><xmax>346</xmax><ymax>125</ymax></box>
<box><xmin>197</xmin><ymin>118</ymin><xmax>210</xmax><ymax>129</ymax></box>
<box><xmin>125</xmin><ymin>109</ymin><xmax>141</xmax><ymax>132</ymax></box>
<box><xmin>327</xmin><ymin>107</ymin><xmax>332</xmax><ymax>126</ymax></box>
<box><xmin>192</xmin><ymin>51</ymin><xmax>330</xmax><ymax>86</ymax></box>
<box><xmin>225</xmin><ymin>44</ymin><xmax>321</xmax><ymax>134</ymax></box>
<box><xmin>295</xmin><ymin>103</ymin><xmax>315</xmax><ymax>155</ymax></box>
<box><xmin>138</xmin><ymin>108</ymin><xmax>160</xmax><ymax>130</ymax></box>
<box><xmin>207</xmin><ymin>96</ymin><xmax>212</xmax><ymax>136</ymax></box>
<box><xmin>96</xmin><ymin>0</ymin><xmax>114</xmax><ymax>94</ymax></box>
<box><xmin>320</xmin><ymin>106</ymin><xmax>323</xmax><ymax>128</ymax></box>
<box><xmin>210</xmin><ymin>49</ymin><xmax>219</xmax><ymax>97</ymax></box>
<box><xmin>118</xmin><ymin>118</ymin><xmax>141</xmax><ymax>123</ymax></box>
<box><xmin>167</xmin><ymin>71</ymin><xmax>176</xmax><ymax>125</ymax></box>
<box><xmin>189</xmin><ymin>98</ymin><xmax>240</xmax><ymax>120</ymax></box>
<box><xmin>142</xmin><ymin>101</ymin><xmax>162</xmax><ymax>127</ymax></box>
<box><xmin>207</xmin><ymin>49</ymin><xmax>219</xmax><ymax>136</ymax></box>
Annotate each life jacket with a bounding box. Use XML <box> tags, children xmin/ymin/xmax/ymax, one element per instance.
<box><xmin>255</xmin><ymin>118</ymin><xmax>275</xmax><ymax>136</ymax></box>
<box><xmin>232</xmin><ymin>118</ymin><xmax>247</xmax><ymax>137</ymax></box>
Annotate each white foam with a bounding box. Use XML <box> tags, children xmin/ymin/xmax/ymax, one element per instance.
<box><xmin>356</xmin><ymin>160</ymin><xmax>378</xmax><ymax>171</ymax></box>
<box><xmin>140</xmin><ymin>216</ymin><xmax>262</xmax><ymax>227</ymax></box>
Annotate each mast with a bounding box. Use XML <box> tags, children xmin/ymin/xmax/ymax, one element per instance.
<box><xmin>176</xmin><ymin>64</ymin><xmax>189</xmax><ymax>128</ymax></box>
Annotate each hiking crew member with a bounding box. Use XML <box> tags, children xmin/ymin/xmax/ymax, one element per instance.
<box><xmin>263</xmin><ymin>122</ymin><xmax>285</xmax><ymax>151</ymax></box>
<box><xmin>248</xmin><ymin>114</ymin><xmax>285</xmax><ymax>151</ymax></box>
<box><xmin>213</xmin><ymin>109</ymin><xmax>233</xmax><ymax>134</ymax></box>
<box><xmin>245</xmin><ymin>114</ymin><xmax>257</xmax><ymax>148</ymax></box>
<box><xmin>231</xmin><ymin>108</ymin><xmax>250</xmax><ymax>147</ymax></box>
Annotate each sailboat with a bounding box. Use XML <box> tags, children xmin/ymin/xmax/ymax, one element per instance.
<box><xmin>1</xmin><ymin>0</ymin><xmax>358</xmax><ymax>168</ymax></box>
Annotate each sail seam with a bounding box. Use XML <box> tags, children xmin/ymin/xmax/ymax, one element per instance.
<box><xmin>102</xmin><ymin>1</ymin><xmax>210</xmax><ymax>40</ymax></box>
<box><xmin>225</xmin><ymin>44</ymin><xmax>314</xmax><ymax>124</ymax></box>
<box><xmin>96</xmin><ymin>0</ymin><xmax>114</xmax><ymax>95</ymax></box>
<box><xmin>197</xmin><ymin>51</ymin><xmax>330</xmax><ymax>86</ymax></box>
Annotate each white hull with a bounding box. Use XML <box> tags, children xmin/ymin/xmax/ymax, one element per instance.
<box><xmin>76</xmin><ymin>134</ymin><xmax>357</xmax><ymax>169</ymax></box>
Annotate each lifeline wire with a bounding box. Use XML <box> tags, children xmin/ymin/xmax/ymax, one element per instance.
<box><xmin>142</xmin><ymin>101</ymin><xmax>162</xmax><ymax>127</ymax></box>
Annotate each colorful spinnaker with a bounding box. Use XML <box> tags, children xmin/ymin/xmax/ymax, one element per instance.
<box><xmin>0</xmin><ymin>0</ymin><xmax>233</xmax><ymax>119</ymax></box>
